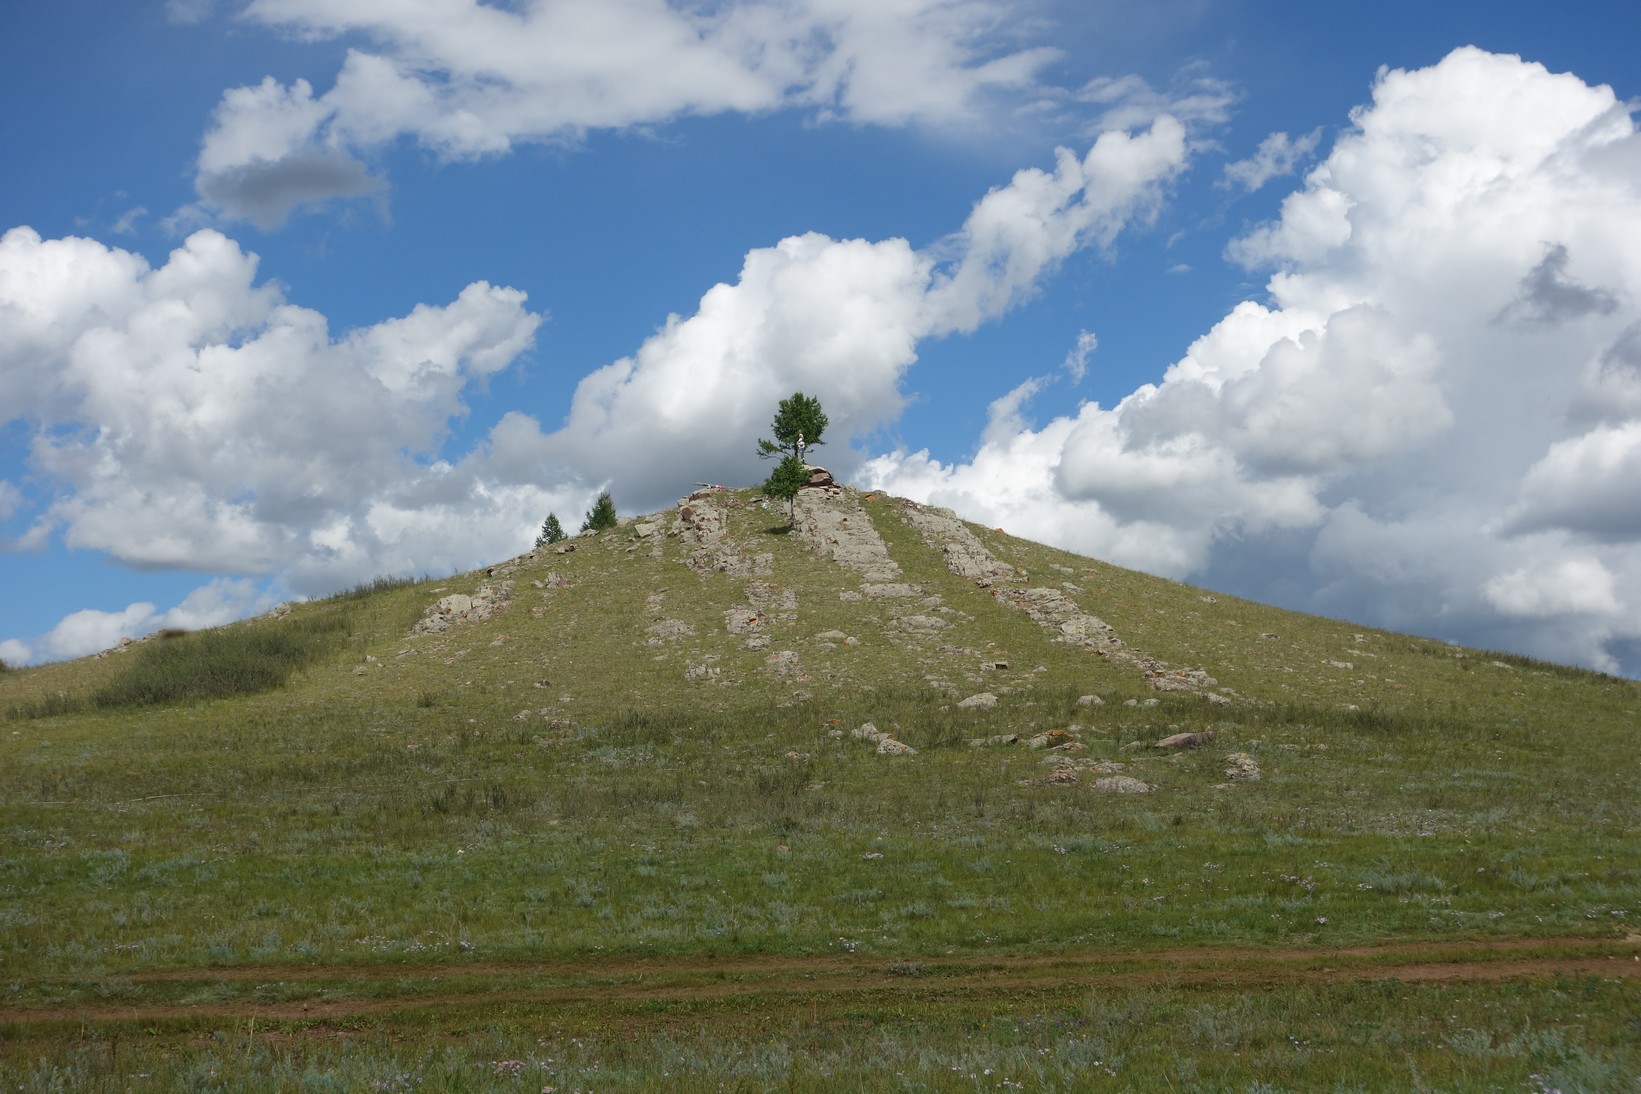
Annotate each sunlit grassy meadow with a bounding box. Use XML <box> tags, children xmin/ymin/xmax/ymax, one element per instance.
<box><xmin>2</xmin><ymin>487</ymin><xmax>1637</xmax><ymax>1089</ymax></box>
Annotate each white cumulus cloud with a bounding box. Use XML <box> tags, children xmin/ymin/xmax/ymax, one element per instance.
<box><xmin>3</xmin><ymin>109</ymin><xmax>1189</xmax><ymax>662</ymax></box>
<box><xmin>529</xmin><ymin>116</ymin><xmax>1189</xmax><ymax>509</ymax></box>
<box><xmin>0</xmin><ymin>226</ymin><xmax>560</xmax><ymax>601</ymax></box>
<box><xmin>1220</xmin><ymin>127</ymin><xmax>1322</xmax><ymax>192</ymax></box>
<box><xmin>193</xmin><ymin>0</ymin><xmax>1069</xmax><ymax>224</ymax></box>
<box><xmin>864</xmin><ymin>47</ymin><xmax>1641</xmax><ymax>675</ymax></box>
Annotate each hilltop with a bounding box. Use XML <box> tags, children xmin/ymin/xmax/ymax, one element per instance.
<box><xmin>2</xmin><ymin>483</ymin><xmax>1637</xmax><ymax>1090</ymax></box>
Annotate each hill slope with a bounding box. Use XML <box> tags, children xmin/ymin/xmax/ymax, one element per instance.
<box><xmin>2</xmin><ymin>484</ymin><xmax>1637</xmax><ymax>1089</ymax></box>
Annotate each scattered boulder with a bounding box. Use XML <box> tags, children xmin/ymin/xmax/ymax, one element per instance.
<box><xmin>1045</xmin><ymin>766</ymin><xmax>1078</xmax><ymax>785</ymax></box>
<box><xmin>1154</xmin><ymin>729</ymin><xmax>1216</xmax><ymax>750</ymax></box>
<box><xmin>967</xmin><ymin>733</ymin><xmax>1020</xmax><ymax>747</ymax></box>
<box><xmin>1145</xmin><ymin>668</ymin><xmax>1219</xmax><ymax>692</ymax></box>
<box><xmin>864</xmin><ymin>583</ymin><xmax>920</xmax><ymax>600</ymax></box>
<box><xmin>764</xmin><ymin>650</ymin><xmax>803</xmax><ymax>678</ymax></box>
<box><xmin>877</xmin><ymin>737</ymin><xmax>917</xmax><ymax>756</ymax></box>
<box><xmin>645</xmin><ymin>619</ymin><xmax>696</xmax><ymax>644</ymax></box>
<box><xmin>1027</xmin><ymin>728</ymin><xmax>1075</xmax><ymax>749</ymax></box>
<box><xmin>1092</xmin><ymin>776</ymin><xmax>1154</xmax><ymax>794</ymax></box>
<box><xmin>1075</xmin><ymin>694</ymin><xmax>1105</xmax><ymax>707</ymax></box>
<box><xmin>852</xmin><ymin>722</ymin><xmax>889</xmax><ymax>743</ymax></box>
<box><xmin>1224</xmin><ymin>752</ymin><xmax>1262</xmax><ymax>780</ymax></box>
<box><xmin>956</xmin><ymin>692</ymin><xmax>998</xmax><ymax>709</ymax></box>
<box><xmin>725</xmin><ymin>609</ymin><xmax>762</xmax><ymax>634</ymax></box>
<box><xmin>410</xmin><ymin>582</ymin><xmax>513</xmax><ymax>636</ymax></box>
<box><xmin>684</xmin><ymin>657</ymin><xmax>721</xmax><ymax>681</ymax></box>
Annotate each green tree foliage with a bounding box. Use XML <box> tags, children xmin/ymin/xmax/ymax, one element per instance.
<box><xmin>536</xmin><ymin>512</ymin><xmax>567</xmax><ymax>546</ymax></box>
<box><xmin>580</xmin><ymin>491</ymin><xmax>618</xmax><ymax>533</ymax></box>
<box><xmin>762</xmin><ymin>453</ymin><xmax>810</xmax><ymax>524</ymax></box>
<box><xmin>757</xmin><ymin>391</ymin><xmax>828</xmax><ymax>462</ymax></box>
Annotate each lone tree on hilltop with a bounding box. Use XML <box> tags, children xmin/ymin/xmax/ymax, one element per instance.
<box><xmin>757</xmin><ymin>392</ymin><xmax>828</xmax><ymax>464</ymax></box>
<box><xmin>580</xmin><ymin>490</ymin><xmax>618</xmax><ymax>533</ymax></box>
<box><xmin>536</xmin><ymin>512</ymin><xmax>566</xmax><ymax>547</ymax></box>
<box><xmin>762</xmin><ymin>453</ymin><xmax>810</xmax><ymax>526</ymax></box>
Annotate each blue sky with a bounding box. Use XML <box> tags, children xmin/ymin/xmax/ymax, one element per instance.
<box><xmin>3</xmin><ymin>0</ymin><xmax>1641</xmax><ymax>675</ymax></box>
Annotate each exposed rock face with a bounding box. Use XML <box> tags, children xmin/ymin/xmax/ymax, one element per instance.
<box><xmin>897</xmin><ymin>500</ymin><xmax>1123</xmax><ymax>654</ymax></box>
<box><xmin>410</xmin><ymin>582</ymin><xmax>513</xmax><ymax>636</ymax></box>
<box><xmin>863</xmin><ymin>583</ymin><xmax>920</xmax><ymax>600</ymax></box>
<box><xmin>675</xmin><ymin>497</ymin><xmax>770</xmax><ymax>576</ymax></box>
<box><xmin>791</xmin><ymin>489</ymin><xmax>900</xmax><ymax>581</ymax></box>
<box><xmin>897</xmin><ymin>503</ymin><xmax>1015</xmax><ymax>581</ymax></box>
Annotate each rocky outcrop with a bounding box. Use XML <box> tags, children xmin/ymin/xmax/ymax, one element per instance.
<box><xmin>792</xmin><ymin>488</ymin><xmax>900</xmax><ymax>581</ymax></box>
<box><xmin>410</xmin><ymin>582</ymin><xmax>513</xmax><ymax>636</ymax></box>
<box><xmin>676</xmin><ymin>495</ymin><xmax>770</xmax><ymax>577</ymax></box>
<box><xmin>896</xmin><ymin>500</ymin><xmax>1123</xmax><ymax>655</ymax></box>
<box><xmin>1155</xmin><ymin>729</ymin><xmax>1216</xmax><ymax>750</ymax></box>
<box><xmin>1145</xmin><ymin>666</ymin><xmax>1219</xmax><ymax>692</ymax></box>
<box><xmin>1092</xmin><ymin>775</ymin><xmax>1154</xmax><ymax>794</ymax></box>
<box><xmin>897</xmin><ymin>502</ymin><xmax>1015</xmax><ymax>581</ymax></box>
<box><xmin>645</xmin><ymin>619</ymin><xmax>696</xmax><ymax>644</ymax></box>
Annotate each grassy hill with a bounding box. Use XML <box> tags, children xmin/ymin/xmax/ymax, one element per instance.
<box><xmin>2</xmin><ymin>484</ymin><xmax>1637</xmax><ymax>1091</ymax></box>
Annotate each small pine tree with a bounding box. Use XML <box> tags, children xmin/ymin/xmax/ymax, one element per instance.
<box><xmin>536</xmin><ymin>512</ymin><xmax>566</xmax><ymax>547</ymax></box>
<box><xmin>757</xmin><ymin>392</ymin><xmax>828</xmax><ymax>462</ymax></box>
<box><xmin>580</xmin><ymin>490</ymin><xmax>618</xmax><ymax>533</ymax></box>
<box><xmin>762</xmin><ymin>453</ymin><xmax>810</xmax><ymax>525</ymax></box>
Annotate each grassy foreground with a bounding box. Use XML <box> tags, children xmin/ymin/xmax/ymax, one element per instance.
<box><xmin>2</xmin><ymin>486</ymin><xmax>1637</xmax><ymax>1090</ymax></box>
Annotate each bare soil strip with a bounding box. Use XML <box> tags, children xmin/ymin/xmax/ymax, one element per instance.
<box><xmin>5</xmin><ymin>936</ymin><xmax>1634</xmax><ymax>1028</ymax></box>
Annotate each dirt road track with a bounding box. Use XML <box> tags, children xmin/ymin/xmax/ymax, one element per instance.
<box><xmin>4</xmin><ymin>936</ymin><xmax>1635</xmax><ymax>1028</ymax></box>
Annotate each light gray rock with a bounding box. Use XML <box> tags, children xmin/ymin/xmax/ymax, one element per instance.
<box><xmin>957</xmin><ymin>692</ymin><xmax>998</xmax><ymax>709</ymax></box>
<box><xmin>645</xmin><ymin>619</ymin><xmax>696</xmax><ymax>644</ymax></box>
<box><xmin>864</xmin><ymin>583</ymin><xmax>920</xmax><ymax>599</ymax></box>
<box><xmin>1092</xmin><ymin>776</ymin><xmax>1154</xmax><ymax>794</ymax></box>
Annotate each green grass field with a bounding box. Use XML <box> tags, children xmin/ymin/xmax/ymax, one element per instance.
<box><xmin>2</xmin><ymin>487</ymin><xmax>1636</xmax><ymax>1090</ymax></box>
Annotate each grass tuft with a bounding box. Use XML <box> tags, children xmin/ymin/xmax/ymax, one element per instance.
<box><xmin>330</xmin><ymin>573</ymin><xmax>425</xmax><ymax>601</ymax></box>
<box><xmin>76</xmin><ymin>616</ymin><xmax>350</xmax><ymax>713</ymax></box>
